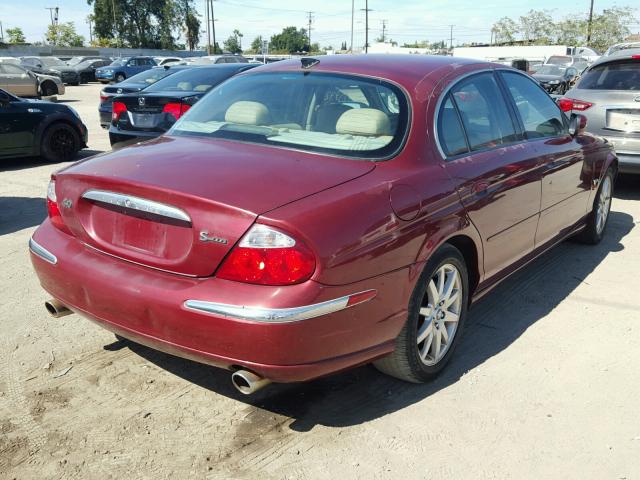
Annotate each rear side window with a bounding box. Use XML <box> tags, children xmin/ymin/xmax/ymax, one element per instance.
<box><xmin>450</xmin><ymin>72</ymin><xmax>518</xmax><ymax>151</ymax></box>
<box><xmin>578</xmin><ymin>60</ymin><xmax>640</xmax><ymax>91</ymax></box>
<box><xmin>500</xmin><ymin>71</ymin><xmax>567</xmax><ymax>138</ymax></box>
<box><xmin>437</xmin><ymin>96</ymin><xmax>468</xmax><ymax>156</ymax></box>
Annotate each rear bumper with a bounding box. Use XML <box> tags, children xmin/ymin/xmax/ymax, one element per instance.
<box><xmin>602</xmin><ymin>135</ymin><xmax>640</xmax><ymax>174</ymax></box>
<box><xmin>29</xmin><ymin>221</ymin><xmax>408</xmax><ymax>382</ymax></box>
<box><xmin>99</xmin><ymin>106</ymin><xmax>112</xmax><ymax>128</ymax></box>
<box><xmin>109</xmin><ymin>127</ymin><xmax>162</xmax><ymax>149</ymax></box>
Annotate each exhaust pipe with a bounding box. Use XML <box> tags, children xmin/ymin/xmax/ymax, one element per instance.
<box><xmin>231</xmin><ymin>370</ymin><xmax>271</xmax><ymax>395</ymax></box>
<box><xmin>45</xmin><ymin>299</ymin><xmax>72</xmax><ymax>318</ymax></box>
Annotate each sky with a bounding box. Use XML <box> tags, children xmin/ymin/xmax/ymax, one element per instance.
<box><xmin>0</xmin><ymin>0</ymin><xmax>638</xmax><ymax>49</ymax></box>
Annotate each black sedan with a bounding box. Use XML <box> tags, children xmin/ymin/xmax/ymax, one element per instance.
<box><xmin>532</xmin><ymin>65</ymin><xmax>580</xmax><ymax>94</ymax></box>
<box><xmin>109</xmin><ymin>63</ymin><xmax>257</xmax><ymax>149</ymax></box>
<box><xmin>0</xmin><ymin>88</ymin><xmax>87</xmax><ymax>162</ymax></box>
<box><xmin>99</xmin><ymin>66</ymin><xmax>191</xmax><ymax>128</ymax></box>
<box><xmin>51</xmin><ymin>59</ymin><xmax>112</xmax><ymax>85</ymax></box>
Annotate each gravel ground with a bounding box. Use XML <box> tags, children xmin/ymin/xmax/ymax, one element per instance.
<box><xmin>1</xmin><ymin>83</ymin><xmax>640</xmax><ymax>479</ymax></box>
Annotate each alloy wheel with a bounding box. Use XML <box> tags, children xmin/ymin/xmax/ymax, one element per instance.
<box><xmin>50</xmin><ymin>128</ymin><xmax>76</xmax><ymax>159</ymax></box>
<box><xmin>417</xmin><ymin>263</ymin><xmax>463</xmax><ymax>366</ymax></box>
<box><xmin>596</xmin><ymin>175</ymin><xmax>612</xmax><ymax>235</ymax></box>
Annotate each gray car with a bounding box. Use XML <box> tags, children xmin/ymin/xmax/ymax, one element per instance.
<box><xmin>563</xmin><ymin>52</ymin><xmax>640</xmax><ymax>174</ymax></box>
<box><xmin>0</xmin><ymin>63</ymin><xmax>65</xmax><ymax>98</ymax></box>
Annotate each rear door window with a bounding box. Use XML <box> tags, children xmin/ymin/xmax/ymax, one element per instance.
<box><xmin>578</xmin><ymin>60</ymin><xmax>640</xmax><ymax>90</ymax></box>
<box><xmin>437</xmin><ymin>96</ymin><xmax>469</xmax><ymax>156</ymax></box>
<box><xmin>450</xmin><ymin>72</ymin><xmax>518</xmax><ymax>151</ymax></box>
<box><xmin>500</xmin><ymin>71</ymin><xmax>567</xmax><ymax>138</ymax></box>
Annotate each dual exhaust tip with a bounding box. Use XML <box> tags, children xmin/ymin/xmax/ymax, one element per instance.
<box><xmin>44</xmin><ymin>299</ymin><xmax>271</xmax><ymax>394</ymax></box>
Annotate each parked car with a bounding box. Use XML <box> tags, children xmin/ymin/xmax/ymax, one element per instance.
<box><xmin>66</xmin><ymin>56</ymin><xmax>111</xmax><ymax>67</ymax></box>
<box><xmin>0</xmin><ymin>63</ymin><xmax>64</xmax><ymax>98</ymax></box>
<box><xmin>95</xmin><ymin>57</ymin><xmax>157</xmax><ymax>83</ymax></box>
<box><xmin>0</xmin><ymin>88</ymin><xmax>87</xmax><ymax>162</ymax></box>
<box><xmin>545</xmin><ymin>55</ymin><xmax>589</xmax><ymax>71</ymax></box>
<box><xmin>189</xmin><ymin>55</ymin><xmax>249</xmax><ymax>65</ymax></box>
<box><xmin>154</xmin><ymin>56</ymin><xmax>184</xmax><ymax>66</ymax></box>
<box><xmin>0</xmin><ymin>57</ymin><xmax>21</xmax><ymax>65</ymax></box>
<box><xmin>560</xmin><ymin>52</ymin><xmax>640</xmax><ymax>173</ymax></box>
<box><xmin>109</xmin><ymin>63</ymin><xmax>256</xmax><ymax>148</ymax></box>
<box><xmin>603</xmin><ymin>42</ymin><xmax>640</xmax><ymax>57</ymax></box>
<box><xmin>99</xmin><ymin>66</ymin><xmax>191</xmax><ymax>128</ymax></box>
<box><xmin>29</xmin><ymin>56</ymin><xmax>616</xmax><ymax>394</ymax></box>
<box><xmin>50</xmin><ymin>59</ymin><xmax>113</xmax><ymax>85</ymax></box>
<box><xmin>20</xmin><ymin>56</ymin><xmax>67</xmax><ymax>78</ymax></box>
<box><xmin>532</xmin><ymin>64</ymin><xmax>580</xmax><ymax>94</ymax></box>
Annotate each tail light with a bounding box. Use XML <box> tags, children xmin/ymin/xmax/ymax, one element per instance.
<box><xmin>163</xmin><ymin>102</ymin><xmax>191</xmax><ymax>120</ymax></box>
<box><xmin>217</xmin><ymin>224</ymin><xmax>316</xmax><ymax>286</ymax></box>
<box><xmin>112</xmin><ymin>101</ymin><xmax>127</xmax><ymax>121</ymax></box>
<box><xmin>46</xmin><ymin>180</ymin><xmax>71</xmax><ymax>235</ymax></box>
<box><xmin>558</xmin><ymin>98</ymin><xmax>593</xmax><ymax>112</ymax></box>
<box><xmin>99</xmin><ymin>94</ymin><xmax>108</xmax><ymax>103</ymax></box>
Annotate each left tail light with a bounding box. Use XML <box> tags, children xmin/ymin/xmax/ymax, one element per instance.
<box><xmin>217</xmin><ymin>224</ymin><xmax>316</xmax><ymax>286</ymax></box>
<box><xmin>99</xmin><ymin>94</ymin><xmax>108</xmax><ymax>103</ymax></box>
<box><xmin>163</xmin><ymin>102</ymin><xmax>191</xmax><ymax>120</ymax></box>
<box><xmin>47</xmin><ymin>180</ymin><xmax>71</xmax><ymax>235</ymax></box>
<box><xmin>558</xmin><ymin>98</ymin><xmax>594</xmax><ymax>112</ymax></box>
<box><xmin>112</xmin><ymin>101</ymin><xmax>127</xmax><ymax>122</ymax></box>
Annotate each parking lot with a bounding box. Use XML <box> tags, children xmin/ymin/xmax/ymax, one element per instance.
<box><xmin>1</xmin><ymin>82</ymin><xmax>640</xmax><ymax>479</ymax></box>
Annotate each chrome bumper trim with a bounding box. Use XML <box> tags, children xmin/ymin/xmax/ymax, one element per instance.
<box><xmin>184</xmin><ymin>290</ymin><xmax>375</xmax><ymax>324</ymax></box>
<box><xmin>82</xmin><ymin>190</ymin><xmax>191</xmax><ymax>223</ymax></box>
<box><xmin>29</xmin><ymin>237</ymin><xmax>57</xmax><ymax>265</ymax></box>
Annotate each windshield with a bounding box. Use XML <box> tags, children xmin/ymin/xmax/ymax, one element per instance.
<box><xmin>578</xmin><ymin>60</ymin><xmax>640</xmax><ymax>90</ymax></box>
<box><xmin>76</xmin><ymin>60</ymin><xmax>97</xmax><ymax>69</ymax></box>
<box><xmin>144</xmin><ymin>67</ymin><xmax>236</xmax><ymax>93</ymax></box>
<box><xmin>169</xmin><ymin>72</ymin><xmax>408</xmax><ymax>160</ymax></box>
<box><xmin>109</xmin><ymin>58</ymin><xmax>128</xmax><ymax>67</ymax></box>
<box><xmin>40</xmin><ymin>57</ymin><xmax>65</xmax><ymax>67</ymax></box>
<box><xmin>126</xmin><ymin>67</ymin><xmax>176</xmax><ymax>85</ymax></box>
<box><xmin>546</xmin><ymin>56</ymin><xmax>572</xmax><ymax>66</ymax></box>
<box><xmin>67</xmin><ymin>57</ymin><xmax>85</xmax><ymax>66</ymax></box>
<box><xmin>536</xmin><ymin>65</ymin><xmax>563</xmax><ymax>76</ymax></box>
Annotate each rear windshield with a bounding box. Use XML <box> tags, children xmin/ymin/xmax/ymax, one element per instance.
<box><xmin>536</xmin><ymin>65</ymin><xmax>564</xmax><ymax>76</ymax></box>
<box><xmin>169</xmin><ymin>72</ymin><xmax>408</xmax><ymax>160</ymax></box>
<box><xmin>546</xmin><ymin>56</ymin><xmax>572</xmax><ymax>66</ymax></box>
<box><xmin>578</xmin><ymin>60</ymin><xmax>640</xmax><ymax>90</ymax></box>
<box><xmin>127</xmin><ymin>68</ymin><xmax>176</xmax><ymax>85</ymax></box>
<box><xmin>144</xmin><ymin>67</ymin><xmax>235</xmax><ymax>93</ymax></box>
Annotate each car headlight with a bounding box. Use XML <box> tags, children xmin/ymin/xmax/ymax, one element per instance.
<box><xmin>548</xmin><ymin>80</ymin><xmax>560</xmax><ymax>85</ymax></box>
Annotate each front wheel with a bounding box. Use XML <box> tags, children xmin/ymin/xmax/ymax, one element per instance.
<box><xmin>575</xmin><ymin>167</ymin><xmax>614</xmax><ymax>244</ymax></box>
<box><xmin>374</xmin><ymin>244</ymin><xmax>469</xmax><ymax>383</ymax></box>
<box><xmin>40</xmin><ymin>123</ymin><xmax>80</xmax><ymax>163</ymax></box>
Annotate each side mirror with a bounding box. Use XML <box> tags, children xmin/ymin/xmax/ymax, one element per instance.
<box><xmin>569</xmin><ymin>113</ymin><xmax>587</xmax><ymax>136</ymax></box>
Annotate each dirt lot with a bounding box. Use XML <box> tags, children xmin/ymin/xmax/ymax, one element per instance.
<box><xmin>1</xmin><ymin>83</ymin><xmax>640</xmax><ymax>479</ymax></box>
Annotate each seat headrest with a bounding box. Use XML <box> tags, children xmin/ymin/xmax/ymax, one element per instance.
<box><xmin>336</xmin><ymin>108</ymin><xmax>391</xmax><ymax>136</ymax></box>
<box><xmin>225</xmin><ymin>101</ymin><xmax>270</xmax><ymax>125</ymax></box>
<box><xmin>176</xmin><ymin>82</ymin><xmax>192</xmax><ymax>91</ymax></box>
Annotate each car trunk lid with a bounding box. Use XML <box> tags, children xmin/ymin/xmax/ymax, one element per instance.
<box><xmin>569</xmin><ymin>89</ymin><xmax>640</xmax><ymax>138</ymax></box>
<box><xmin>114</xmin><ymin>92</ymin><xmax>198</xmax><ymax>132</ymax></box>
<box><xmin>53</xmin><ymin>136</ymin><xmax>375</xmax><ymax>276</ymax></box>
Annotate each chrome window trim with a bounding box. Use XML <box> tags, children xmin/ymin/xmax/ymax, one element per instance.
<box><xmin>82</xmin><ymin>190</ymin><xmax>191</xmax><ymax>223</ymax></box>
<box><xmin>29</xmin><ymin>237</ymin><xmax>57</xmax><ymax>265</ymax></box>
<box><xmin>184</xmin><ymin>290</ymin><xmax>375</xmax><ymax>324</ymax></box>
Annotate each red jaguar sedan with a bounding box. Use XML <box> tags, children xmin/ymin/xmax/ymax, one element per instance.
<box><xmin>30</xmin><ymin>55</ymin><xmax>617</xmax><ymax>394</ymax></box>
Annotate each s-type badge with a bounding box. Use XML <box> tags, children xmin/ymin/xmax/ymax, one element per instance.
<box><xmin>138</xmin><ymin>97</ymin><xmax>145</xmax><ymax>106</ymax></box>
<box><xmin>199</xmin><ymin>231</ymin><xmax>228</xmax><ymax>245</ymax></box>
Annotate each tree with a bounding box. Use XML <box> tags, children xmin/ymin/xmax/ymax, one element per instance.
<box><xmin>185</xmin><ymin>11</ymin><xmax>200</xmax><ymax>50</ymax></box>
<box><xmin>6</xmin><ymin>27</ymin><xmax>26</xmax><ymax>44</ymax></box>
<box><xmin>491</xmin><ymin>17</ymin><xmax>519</xmax><ymax>44</ymax></box>
<box><xmin>589</xmin><ymin>6</ymin><xmax>637</xmax><ymax>51</ymax></box>
<box><xmin>87</xmin><ymin>0</ymin><xmax>197</xmax><ymax>49</ymax></box>
<box><xmin>270</xmin><ymin>26</ymin><xmax>308</xmax><ymax>53</ymax></box>
<box><xmin>519</xmin><ymin>10</ymin><xmax>555</xmax><ymax>44</ymax></box>
<box><xmin>250</xmin><ymin>35</ymin><xmax>263</xmax><ymax>54</ymax></box>
<box><xmin>46</xmin><ymin>22</ymin><xmax>85</xmax><ymax>47</ymax></box>
<box><xmin>554</xmin><ymin>18</ymin><xmax>586</xmax><ymax>46</ymax></box>
<box><xmin>223</xmin><ymin>29</ymin><xmax>243</xmax><ymax>54</ymax></box>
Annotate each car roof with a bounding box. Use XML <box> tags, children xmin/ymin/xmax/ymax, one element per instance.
<box><xmin>251</xmin><ymin>54</ymin><xmax>483</xmax><ymax>90</ymax></box>
<box><xmin>591</xmin><ymin>49</ymin><xmax>640</xmax><ymax>66</ymax></box>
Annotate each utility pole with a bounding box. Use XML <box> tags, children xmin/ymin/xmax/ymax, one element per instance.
<box><xmin>586</xmin><ymin>0</ymin><xmax>595</xmax><ymax>45</ymax></box>
<box><xmin>111</xmin><ymin>0</ymin><xmax>120</xmax><ymax>56</ymax></box>
<box><xmin>87</xmin><ymin>16</ymin><xmax>93</xmax><ymax>43</ymax></box>
<box><xmin>0</xmin><ymin>21</ymin><xmax>4</xmax><ymax>43</ymax></box>
<box><xmin>210</xmin><ymin>0</ymin><xmax>217</xmax><ymax>53</ymax></box>
<box><xmin>205</xmin><ymin>0</ymin><xmax>211</xmax><ymax>54</ymax></box>
<box><xmin>350</xmin><ymin>0</ymin><xmax>354</xmax><ymax>53</ymax></box>
<box><xmin>381</xmin><ymin>20</ymin><xmax>387</xmax><ymax>43</ymax></box>
<box><xmin>449</xmin><ymin>24</ymin><xmax>454</xmax><ymax>51</ymax></box>
<box><xmin>307</xmin><ymin>11</ymin><xmax>314</xmax><ymax>52</ymax></box>
<box><xmin>361</xmin><ymin>0</ymin><xmax>372</xmax><ymax>53</ymax></box>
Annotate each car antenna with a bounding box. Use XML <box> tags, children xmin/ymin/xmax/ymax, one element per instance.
<box><xmin>301</xmin><ymin>57</ymin><xmax>320</xmax><ymax>69</ymax></box>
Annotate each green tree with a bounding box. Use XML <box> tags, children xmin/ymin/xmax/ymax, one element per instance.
<box><xmin>223</xmin><ymin>29</ymin><xmax>243</xmax><ymax>54</ymax></box>
<box><xmin>519</xmin><ymin>9</ymin><xmax>555</xmax><ymax>44</ymax></box>
<box><xmin>270</xmin><ymin>26</ymin><xmax>308</xmax><ymax>53</ymax></box>
<box><xmin>46</xmin><ymin>22</ymin><xmax>85</xmax><ymax>47</ymax></box>
<box><xmin>554</xmin><ymin>18</ymin><xmax>586</xmax><ymax>46</ymax></box>
<box><xmin>589</xmin><ymin>6</ymin><xmax>637</xmax><ymax>51</ymax></box>
<box><xmin>491</xmin><ymin>17</ymin><xmax>519</xmax><ymax>44</ymax></box>
<box><xmin>6</xmin><ymin>27</ymin><xmax>26</xmax><ymax>44</ymax></box>
<box><xmin>87</xmin><ymin>0</ymin><xmax>196</xmax><ymax>49</ymax></box>
<box><xmin>185</xmin><ymin>11</ymin><xmax>200</xmax><ymax>50</ymax></box>
<box><xmin>250</xmin><ymin>35</ymin><xmax>263</xmax><ymax>53</ymax></box>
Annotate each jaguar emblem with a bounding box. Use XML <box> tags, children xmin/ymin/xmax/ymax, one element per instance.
<box><xmin>635</xmin><ymin>95</ymin><xmax>640</xmax><ymax>103</ymax></box>
<box><xmin>199</xmin><ymin>231</ymin><xmax>228</xmax><ymax>245</ymax></box>
<box><xmin>61</xmin><ymin>198</ymin><xmax>73</xmax><ymax>209</ymax></box>
<box><xmin>117</xmin><ymin>88</ymin><xmax>123</xmax><ymax>94</ymax></box>
<box><xmin>138</xmin><ymin>97</ymin><xmax>145</xmax><ymax>106</ymax></box>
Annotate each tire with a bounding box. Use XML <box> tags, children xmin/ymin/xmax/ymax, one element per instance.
<box><xmin>40</xmin><ymin>81</ymin><xmax>57</xmax><ymax>97</ymax></box>
<box><xmin>115</xmin><ymin>73</ymin><xmax>126</xmax><ymax>83</ymax></box>
<box><xmin>40</xmin><ymin>123</ymin><xmax>80</xmax><ymax>163</ymax></box>
<box><xmin>574</xmin><ymin>167</ymin><xmax>614</xmax><ymax>244</ymax></box>
<box><xmin>374</xmin><ymin>244</ymin><xmax>469</xmax><ymax>383</ymax></box>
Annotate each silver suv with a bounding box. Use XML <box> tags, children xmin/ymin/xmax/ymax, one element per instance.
<box><xmin>562</xmin><ymin>51</ymin><xmax>640</xmax><ymax>173</ymax></box>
